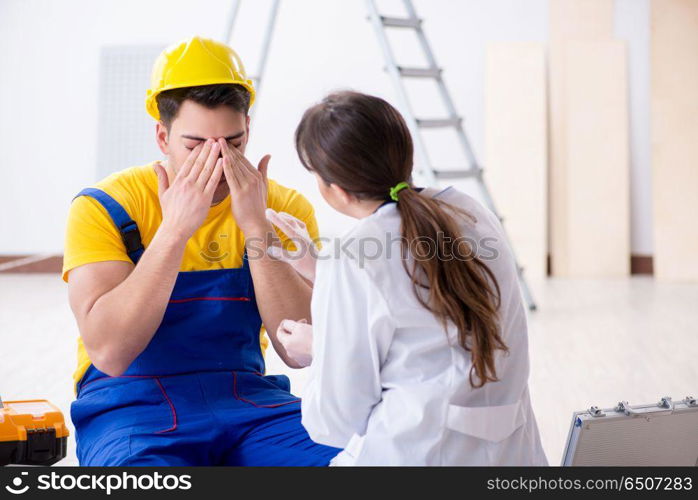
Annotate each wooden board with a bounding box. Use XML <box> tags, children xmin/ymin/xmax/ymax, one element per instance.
<box><xmin>549</xmin><ymin>0</ymin><xmax>615</xmax><ymax>41</ymax></box>
<box><xmin>484</xmin><ymin>43</ymin><xmax>548</xmax><ymax>281</ymax></box>
<box><xmin>562</xmin><ymin>41</ymin><xmax>630</xmax><ymax>277</ymax></box>
<box><xmin>651</xmin><ymin>0</ymin><xmax>698</xmax><ymax>281</ymax></box>
<box><xmin>548</xmin><ymin>0</ymin><xmax>615</xmax><ymax>276</ymax></box>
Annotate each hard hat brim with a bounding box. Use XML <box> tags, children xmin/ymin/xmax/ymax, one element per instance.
<box><xmin>145</xmin><ymin>78</ymin><xmax>256</xmax><ymax>121</ymax></box>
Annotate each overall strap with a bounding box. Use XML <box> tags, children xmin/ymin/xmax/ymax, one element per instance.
<box><xmin>73</xmin><ymin>188</ymin><xmax>145</xmax><ymax>264</ymax></box>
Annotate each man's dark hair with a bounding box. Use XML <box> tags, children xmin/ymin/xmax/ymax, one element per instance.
<box><xmin>156</xmin><ymin>83</ymin><xmax>251</xmax><ymax>128</ymax></box>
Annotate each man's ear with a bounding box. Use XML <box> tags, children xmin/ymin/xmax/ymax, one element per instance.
<box><xmin>155</xmin><ymin>122</ymin><xmax>169</xmax><ymax>155</ymax></box>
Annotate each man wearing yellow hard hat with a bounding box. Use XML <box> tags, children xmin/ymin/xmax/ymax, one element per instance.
<box><xmin>62</xmin><ymin>35</ymin><xmax>341</xmax><ymax>465</ymax></box>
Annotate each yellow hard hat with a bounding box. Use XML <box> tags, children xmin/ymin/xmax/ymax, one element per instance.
<box><xmin>145</xmin><ymin>35</ymin><xmax>256</xmax><ymax>121</ymax></box>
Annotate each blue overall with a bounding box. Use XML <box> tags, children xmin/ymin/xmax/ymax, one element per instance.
<box><xmin>69</xmin><ymin>188</ymin><xmax>341</xmax><ymax>466</ymax></box>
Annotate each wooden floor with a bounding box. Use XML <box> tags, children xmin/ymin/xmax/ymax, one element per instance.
<box><xmin>1</xmin><ymin>274</ymin><xmax>695</xmax><ymax>466</ymax></box>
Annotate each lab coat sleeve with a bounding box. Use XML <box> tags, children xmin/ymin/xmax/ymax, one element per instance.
<box><xmin>301</xmin><ymin>253</ymin><xmax>395</xmax><ymax>449</ymax></box>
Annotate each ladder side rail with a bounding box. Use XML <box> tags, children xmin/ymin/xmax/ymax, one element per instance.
<box><xmin>403</xmin><ymin>0</ymin><xmax>536</xmax><ymax>310</ymax></box>
<box><xmin>403</xmin><ymin>0</ymin><xmax>480</xmax><ymax>174</ymax></box>
<box><xmin>479</xmin><ymin>176</ymin><xmax>538</xmax><ymax>310</ymax></box>
<box><xmin>223</xmin><ymin>0</ymin><xmax>281</xmax><ymax>119</ymax></box>
<box><xmin>223</xmin><ymin>0</ymin><xmax>243</xmax><ymax>48</ymax></box>
<box><xmin>254</xmin><ymin>0</ymin><xmax>282</xmax><ymax>103</ymax></box>
<box><xmin>366</xmin><ymin>0</ymin><xmax>436</xmax><ymax>185</ymax></box>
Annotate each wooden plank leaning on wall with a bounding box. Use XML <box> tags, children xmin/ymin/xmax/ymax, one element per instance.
<box><xmin>549</xmin><ymin>0</ymin><xmax>631</xmax><ymax>277</ymax></box>
<box><xmin>562</xmin><ymin>40</ymin><xmax>630</xmax><ymax>277</ymax></box>
<box><xmin>485</xmin><ymin>42</ymin><xmax>548</xmax><ymax>282</ymax></box>
<box><xmin>651</xmin><ymin>0</ymin><xmax>698</xmax><ymax>282</ymax></box>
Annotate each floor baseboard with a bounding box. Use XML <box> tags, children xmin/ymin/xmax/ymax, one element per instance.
<box><xmin>0</xmin><ymin>255</ymin><xmax>63</xmax><ymax>273</ymax></box>
<box><xmin>544</xmin><ymin>254</ymin><xmax>654</xmax><ymax>276</ymax></box>
<box><xmin>630</xmin><ymin>255</ymin><xmax>654</xmax><ymax>275</ymax></box>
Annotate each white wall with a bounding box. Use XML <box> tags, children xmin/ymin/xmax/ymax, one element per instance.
<box><xmin>0</xmin><ymin>0</ymin><xmax>652</xmax><ymax>254</ymax></box>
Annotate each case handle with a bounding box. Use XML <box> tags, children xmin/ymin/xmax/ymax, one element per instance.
<box><xmin>615</xmin><ymin>396</ymin><xmax>675</xmax><ymax>416</ymax></box>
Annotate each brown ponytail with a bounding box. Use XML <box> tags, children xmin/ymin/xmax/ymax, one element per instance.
<box><xmin>295</xmin><ymin>91</ymin><xmax>507</xmax><ymax>388</ymax></box>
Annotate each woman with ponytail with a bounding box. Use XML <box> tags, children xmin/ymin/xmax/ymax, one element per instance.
<box><xmin>266</xmin><ymin>91</ymin><xmax>547</xmax><ymax>466</ymax></box>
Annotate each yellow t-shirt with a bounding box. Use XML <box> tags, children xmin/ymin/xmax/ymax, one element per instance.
<box><xmin>63</xmin><ymin>161</ymin><xmax>319</xmax><ymax>393</ymax></box>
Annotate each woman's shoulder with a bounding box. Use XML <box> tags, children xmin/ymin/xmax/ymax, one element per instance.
<box><xmin>430</xmin><ymin>186</ymin><xmax>498</xmax><ymax>223</ymax></box>
<box><xmin>327</xmin><ymin>205</ymin><xmax>400</xmax><ymax>256</ymax></box>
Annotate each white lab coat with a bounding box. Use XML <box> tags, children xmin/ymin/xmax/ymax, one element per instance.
<box><xmin>301</xmin><ymin>186</ymin><xmax>548</xmax><ymax>466</ymax></box>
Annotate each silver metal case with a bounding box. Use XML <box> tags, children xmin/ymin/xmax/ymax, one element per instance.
<box><xmin>562</xmin><ymin>396</ymin><xmax>698</xmax><ymax>466</ymax></box>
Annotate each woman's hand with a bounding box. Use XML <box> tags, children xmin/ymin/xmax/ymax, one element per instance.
<box><xmin>276</xmin><ymin>319</ymin><xmax>313</xmax><ymax>368</ymax></box>
<box><xmin>265</xmin><ymin>208</ymin><xmax>318</xmax><ymax>283</ymax></box>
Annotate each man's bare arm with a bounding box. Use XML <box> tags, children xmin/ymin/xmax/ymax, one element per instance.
<box><xmin>68</xmin><ymin>228</ymin><xmax>188</xmax><ymax>376</ymax></box>
<box><xmin>67</xmin><ymin>140</ymin><xmax>223</xmax><ymax>376</ymax></box>
<box><xmin>245</xmin><ymin>223</ymin><xmax>313</xmax><ymax>369</ymax></box>
<box><xmin>220</xmin><ymin>139</ymin><xmax>312</xmax><ymax>368</ymax></box>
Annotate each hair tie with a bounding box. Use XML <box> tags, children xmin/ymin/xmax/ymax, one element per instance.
<box><xmin>389</xmin><ymin>182</ymin><xmax>410</xmax><ymax>201</ymax></box>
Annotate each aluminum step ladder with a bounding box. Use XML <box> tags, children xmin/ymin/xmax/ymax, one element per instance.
<box><xmin>223</xmin><ymin>0</ymin><xmax>281</xmax><ymax>119</ymax></box>
<box><xmin>224</xmin><ymin>0</ymin><xmax>537</xmax><ymax>311</ymax></box>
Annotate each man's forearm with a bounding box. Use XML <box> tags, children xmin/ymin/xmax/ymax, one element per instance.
<box><xmin>82</xmin><ymin>224</ymin><xmax>188</xmax><ymax>375</ymax></box>
<box><xmin>245</xmin><ymin>223</ymin><xmax>313</xmax><ymax>368</ymax></box>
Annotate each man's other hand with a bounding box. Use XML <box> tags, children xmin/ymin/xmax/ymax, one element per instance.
<box><xmin>220</xmin><ymin>138</ymin><xmax>271</xmax><ymax>236</ymax></box>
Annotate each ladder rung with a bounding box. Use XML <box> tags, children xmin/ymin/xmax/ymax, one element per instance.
<box><xmin>398</xmin><ymin>66</ymin><xmax>442</xmax><ymax>78</ymax></box>
<box><xmin>381</xmin><ymin>16</ymin><xmax>422</xmax><ymax>28</ymax></box>
<box><xmin>433</xmin><ymin>168</ymin><xmax>482</xmax><ymax>180</ymax></box>
<box><xmin>416</xmin><ymin>118</ymin><xmax>462</xmax><ymax>128</ymax></box>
